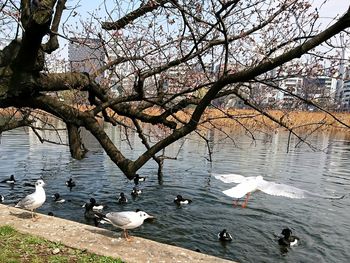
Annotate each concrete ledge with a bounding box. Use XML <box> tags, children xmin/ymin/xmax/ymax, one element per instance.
<box><xmin>0</xmin><ymin>205</ymin><xmax>235</xmax><ymax>263</ymax></box>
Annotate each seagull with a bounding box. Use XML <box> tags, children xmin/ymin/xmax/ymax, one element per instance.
<box><xmin>1</xmin><ymin>174</ymin><xmax>16</xmax><ymax>184</ymax></box>
<box><xmin>15</xmin><ymin>179</ymin><xmax>46</xmax><ymax>219</ymax></box>
<box><xmin>218</xmin><ymin>229</ymin><xmax>233</xmax><ymax>242</ymax></box>
<box><xmin>117</xmin><ymin>192</ymin><xmax>128</xmax><ymax>204</ymax></box>
<box><xmin>133</xmin><ymin>174</ymin><xmax>146</xmax><ymax>185</ymax></box>
<box><xmin>214</xmin><ymin>173</ymin><xmax>345</xmax><ymax>208</ymax></box>
<box><xmin>278</xmin><ymin>228</ymin><xmax>299</xmax><ymax>247</ymax></box>
<box><xmin>174</xmin><ymin>195</ymin><xmax>192</xmax><ymax>205</ymax></box>
<box><xmin>52</xmin><ymin>193</ymin><xmax>65</xmax><ymax>203</ymax></box>
<box><xmin>98</xmin><ymin>210</ymin><xmax>154</xmax><ymax>241</ymax></box>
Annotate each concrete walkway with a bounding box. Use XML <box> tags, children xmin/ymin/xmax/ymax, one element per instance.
<box><xmin>0</xmin><ymin>204</ymin><xmax>235</xmax><ymax>263</ymax></box>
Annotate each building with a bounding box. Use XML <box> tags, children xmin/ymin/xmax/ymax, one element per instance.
<box><xmin>68</xmin><ymin>38</ymin><xmax>105</xmax><ymax>82</ymax></box>
<box><xmin>341</xmin><ymin>80</ymin><xmax>350</xmax><ymax>109</ymax></box>
<box><xmin>276</xmin><ymin>77</ymin><xmax>303</xmax><ymax>108</ymax></box>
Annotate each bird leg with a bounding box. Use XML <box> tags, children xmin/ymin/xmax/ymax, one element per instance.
<box><xmin>123</xmin><ymin>230</ymin><xmax>132</xmax><ymax>242</ymax></box>
<box><xmin>233</xmin><ymin>199</ymin><xmax>239</xmax><ymax>207</ymax></box>
<box><xmin>31</xmin><ymin>211</ymin><xmax>39</xmax><ymax>221</ymax></box>
<box><xmin>241</xmin><ymin>193</ymin><xmax>251</xmax><ymax>208</ymax></box>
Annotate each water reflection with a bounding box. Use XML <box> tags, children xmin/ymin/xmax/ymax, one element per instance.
<box><xmin>0</xmin><ymin>127</ymin><xmax>349</xmax><ymax>262</ymax></box>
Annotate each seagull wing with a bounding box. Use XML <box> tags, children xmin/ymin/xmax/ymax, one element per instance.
<box><xmin>106</xmin><ymin>212</ymin><xmax>132</xmax><ymax>227</ymax></box>
<box><xmin>222</xmin><ymin>179</ymin><xmax>259</xmax><ymax>199</ymax></box>
<box><xmin>16</xmin><ymin>193</ymin><xmax>37</xmax><ymax>209</ymax></box>
<box><xmin>257</xmin><ymin>180</ymin><xmax>307</xmax><ymax>199</ymax></box>
<box><xmin>213</xmin><ymin>173</ymin><xmax>249</xmax><ymax>184</ymax></box>
<box><xmin>258</xmin><ymin>180</ymin><xmax>346</xmax><ymax>199</ymax></box>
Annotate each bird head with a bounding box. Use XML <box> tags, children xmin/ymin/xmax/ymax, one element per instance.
<box><xmin>137</xmin><ymin>210</ymin><xmax>154</xmax><ymax>220</ymax></box>
<box><xmin>35</xmin><ymin>179</ymin><xmax>45</xmax><ymax>187</ymax></box>
<box><xmin>281</xmin><ymin>228</ymin><xmax>292</xmax><ymax>237</ymax></box>
<box><xmin>176</xmin><ymin>195</ymin><xmax>183</xmax><ymax>200</ymax></box>
<box><xmin>90</xmin><ymin>198</ymin><xmax>97</xmax><ymax>204</ymax></box>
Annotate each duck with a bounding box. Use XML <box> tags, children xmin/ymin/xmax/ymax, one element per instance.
<box><xmin>117</xmin><ymin>192</ymin><xmax>128</xmax><ymax>204</ymax></box>
<box><xmin>218</xmin><ymin>229</ymin><xmax>233</xmax><ymax>242</ymax></box>
<box><xmin>278</xmin><ymin>228</ymin><xmax>299</xmax><ymax>247</ymax></box>
<box><xmin>133</xmin><ymin>174</ymin><xmax>146</xmax><ymax>185</ymax></box>
<box><xmin>84</xmin><ymin>202</ymin><xmax>97</xmax><ymax>220</ymax></box>
<box><xmin>65</xmin><ymin>178</ymin><xmax>76</xmax><ymax>189</ymax></box>
<box><xmin>52</xmin><ymin>193</ymin><xmax>65</xmax><ymax>203</ymax></box>
<box><xmin>1</xmin><ymin>174</ymin><xmax>16</xmax><ymax>184</ymax></box>
<box><xmin>82</xmin><ymin>198</ymin><xmax>105</xmax><ymax>212</ymax></box>
<box><xmin>214</xmin><ymin>173</ymin><xmax>345</xmax><ymax>208</ymax></box>
<box><xmin>174</xmin><ymin>195</ymin><xmax>192</xmax><ymax>205</ymax></box>
<box><xmin>97</xmin><ymin>210</ymin><xmax>154</xmax><ymax>241</ymax></box>
<box><xmin>131</xmin><ymin>187</ymin><xmax>142</xmax><ymax>197</ymax></box>
<box><xmin>15</xmin><ymin>179</ymin><xmax>46</xmax><ymax>220</ymax></box>
<box><xmin>0</xmin><ymin>194</ymin><xmax>4</xmax><ymax>203</ymax></box>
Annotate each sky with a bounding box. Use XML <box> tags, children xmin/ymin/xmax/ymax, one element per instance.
<box><xmin>55</xmin><ymin>0</ymin><xmax>350</xmax><ymax>60</ymax></box>
<box><xmin>313</xmin><ymin>0</ymin><xmax>349</xmax><ymax>26</ymax></box>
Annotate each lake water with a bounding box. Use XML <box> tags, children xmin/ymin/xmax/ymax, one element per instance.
<box><xmin>0</xmin><ymin>126</ymin><xmax>349</xmax><ymax>262</ymax></box>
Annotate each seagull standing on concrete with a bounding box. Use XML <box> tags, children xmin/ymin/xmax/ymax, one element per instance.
<box><xmin>214</xmin><ymin>173</ymin><xmax>345</xmax><ymax>208</ymax></box>
<box><xmin>15</xmin><ymin>179</ymin><xmax>46</xmax><ymax>219</ymax></box>
<box><xmin>99</xmin><ymin>210</ymin><xmax>154</xmax><ymax>241</ymax></box>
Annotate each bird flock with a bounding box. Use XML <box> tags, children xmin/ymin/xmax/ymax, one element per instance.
<box><xmin>1</xmin><ymin>172</ymin><xmax>341</xmax><ymax>250</ymax></box>
<box><xmin>0</xmin><ymin>174</ymin><xmax>156</xmax><ymax>241</ymax></box>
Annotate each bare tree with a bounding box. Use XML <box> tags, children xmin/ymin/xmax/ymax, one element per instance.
<box><xmin>0</xmin><ymin>0</ymin><xmax>349</xmax><ymax>180</ymax></box>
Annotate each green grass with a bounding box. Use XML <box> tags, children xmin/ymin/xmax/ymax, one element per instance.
<box><xmin>0</xmin><ymin>225</ymin><xmax>124</xmax><ymax>263</ymax></box>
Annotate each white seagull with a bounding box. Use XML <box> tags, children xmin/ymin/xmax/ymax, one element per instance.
<box><xmin>15</xmin><ymin>179</ymin><xmax>46</xmax><ymax>219</ymax></box>
<box><xmin>214</xmin><ymin>173</ymin><xmax>345</xmax><ymax>208</ymax></box>
<box><xmin>99</xmin><ymin>210</ymin><xmax>154</xmax><ymax>241</ymax></box>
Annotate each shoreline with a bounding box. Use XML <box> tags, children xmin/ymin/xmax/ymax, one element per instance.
<box><xmin>1</xmin><ymin>107</ymin><xmax>349</xmax><ymax>132</ymax></box>
<box><xmin>0</xmin><ymin>204</ymin><xmax>236</xmax><ymax>263</ymax></box>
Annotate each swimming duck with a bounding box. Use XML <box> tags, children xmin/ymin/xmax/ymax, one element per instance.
<box><xmin>131</xmin><ymin>187</ymin><xmax>142</xmax><ymax>197</ymax></box>
<box><xmin>1</xmin><ymin>174</ymin><xmax>16</xmax><ymax>184</ymax></box>
<box><xmin>83</xmin><ymin>198</ymin><xmax>105</xmax><ymax>212</ymax></box>
<box><xmin>65</xmin><ymin>178</ymin><xmax>76</xmax><ymax>189</ymax></box>
<box><xmin>83</xmin><ymin>202</ymin><xmax>97</xmax><ymax>220</ymax></box>
<box><xmin>52</xmin><ymin>193</ymin><xmax>65</xmax><ymax>203</ymax></box>
<box><xmin>15</xmin><ymin>179</ymin><xmax>46</xmax><ymax>219</ymax></box>
<box><xmin>117</xmin><ymin>192</ymin><xmax>128</xmax><ymax>204</ymax></box>
<box><xmin>133</xmin><ymin>174</ymin><xmax>146</xmax><ymax>185</ymax></box>
<box><xmin>218</xmin><ymin>229</ymin><xmax>233</xmax><ymax>242</ymax></box>
<box><xmin>97</xmin><ymin>210</ymin><xmax>154</xmax><ymax>241</ymax></box>
<box><xmin>214</xmin><ymin>173</ymin><xmax>345</xmax><ymax>208</ymax></box>
<box><xmin>174</xmin><ymin>195</ymin><xmax>192</xmax><ymax>205</ymax></box>
<box><xmin>278</xmin><ymin>228</ymin><xmax>299</xmax><ymax>247</ymax></box>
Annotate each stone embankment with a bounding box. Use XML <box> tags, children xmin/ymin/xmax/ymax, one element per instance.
<box><xmin>0</xmin><ymin>204</ymin><xmax>236</xmax><ymax>263</ymax></box>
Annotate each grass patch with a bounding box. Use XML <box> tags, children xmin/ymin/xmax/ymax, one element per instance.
<box><xmin>0</xmin><ymin>225</ymin><xmax>123</xmax><ymax>263</ymax></box>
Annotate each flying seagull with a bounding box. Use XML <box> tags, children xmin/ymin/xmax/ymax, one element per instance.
<box><xmin>15</xmin><ymin>179</ymin><xmax>46</xmax><ymax>219</ymax></box>
<box><xmin>98</xmin><ymin>210</ymin><xmax>154</xmax><ymax>241</ymax></box>
<box><xmin>214</xmin><ymin>173</ymin><xmax>345</xmax><ymax>208</ymax></box>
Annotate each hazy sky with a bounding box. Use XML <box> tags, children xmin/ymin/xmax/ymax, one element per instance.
<box><xmin>56</xmin><ymin>0</ymin><xmax>349</xmax><ymax>60</ymax></box>
<box><xmin>314</xmin><ymin>0</ymin><xmax>349</xmax><ymax>25</ymax></box>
